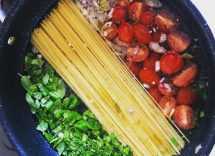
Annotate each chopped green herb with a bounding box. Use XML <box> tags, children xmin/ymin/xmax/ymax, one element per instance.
<box><xmin>21</xmin><ymin>52</ymin><xmax>132</xmax><ymax>156</ymax></box>
<box><xmin>170</xmin><ymin>137</ymin><xmax>179</xmax><ymax>146</ymax></box>
<box><xmin>181</xmin><ymin>53</ymin><xmax>194</xmax><ymax>59</ymax></box>
<box><xmin>199</xmin><ymin>111</ymin><xmax>205</xmax><ymax>118</ymax></box>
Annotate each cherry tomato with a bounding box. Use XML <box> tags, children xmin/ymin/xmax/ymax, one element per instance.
<box><xmin>139</xmin><ymin>68</ymin><xmax>160</xmax><ymax>86</ymax></box>
<box><xmin>158</xmin><ymin>96</ymin><xmax>176</xmax><ymax>117</ymax></box>
<box><xmin>139</xmin><ymin>11</ymin><xmax>155</xmax><ymax>26</ymax></box>
<box><xmin>103</xmin><ymin>24</ymin><xmax>118</xmax><ymax>40</ymax></box>
<box><xmin>167</xmin><ymin>31</ymin><xmax>191</xmax><ymax>53</ymax></box>
<box><xmin>155</xmin><ymin>10</ymin><xmax>179</xmax><ymax>33</ymax></box>
<box><xmin>125</xmin><ymin>61</ymin><xmax>142</xmax><ymax>76</ymax></box>
<box><xmin>160</xmin><ymin>51</ymin><xmax>184</xmax><ymax>74</ymax></box>
<box><xmin>158</xmin><ymin>78</ymin><xmax>177</xmax><ymax>96</ymax></box>
<box><xmin>173</xmin><ymin>62</ymin><xmax>198</xmax><ymax>87</ymax></box>
<box><xmin>128</xmin><ymin>2</ymin><xmax>143</xmax><ymax>23</ymax></box>
<box><xmin>143</xmin><ymin>53</ymin><xmax>160</xmax><ymax>70</ymax></box>
<box><xmin>112</xmin><ymin>6</ymin><xmax>126</xmax><ymax>23</ymax></box>
<box><xmin>134</xmin><ymin>24</ymin><xmax>152</xmax><ymax>44</ymax></box>
<box><xmin>116</xmin><ymin>0</ymin><xmax>129</xmax><ymax>8</ymax></box>
<box><xmin>149</xmin><ymin>87</ymin><xmax>162</xmax><ymax>102</ymax></box>
<box><xmin>118</xmin><ymin>22</ymin><xmax>134</xmax><ymax>44</ymax></box>
<box><xmin>177</xmin><ymin>87</ymin><xmax>197</xmax><ymax>105</ymax></box>
<box><xmin>173</xmin><ymin>105</ymin><xmax>195</xmax><ymax>130</ymax></box>
<box><xmin>126</xmin><ymin>45</ymin><xmax>149</xmax><ymax>62</ymax></box>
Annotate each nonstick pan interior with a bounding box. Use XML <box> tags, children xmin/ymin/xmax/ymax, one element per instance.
<box><xmin>0</xmin><ymin>0</ymin><xmax>215</xmax><ymax>156</ymax></box>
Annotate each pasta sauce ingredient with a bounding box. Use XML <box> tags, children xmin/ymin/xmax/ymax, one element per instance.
<box><xmin>118</xmin><ymin>22</ymin><xmax>134</xmax><ymax>43</ymax></box>
<box><xmin>160</xmin><ymin>51</ymin><xmax>184</xmax><ymax>74</ymax></box>
<box><xmin>158</xmin><ymin>96</ymin><xmax>176</xmax><ymax>117</ymax></box>
<box><xmin>167</xmin><ymin>31</ymin><xmax>191</xmax><ymax>53</ymax></box>
<box><xmin>101</xmin><ymin>0</ymin><xmax>206</xmax><ymax>132</ymax></box>
<box><xmin>173</xmin><ymin>105</ymin><xmax>195</xmax><ymax>130</ymax></box>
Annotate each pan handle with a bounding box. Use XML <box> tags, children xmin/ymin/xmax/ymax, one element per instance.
<box><xmin>0</xmin><ymin>0</ymin><xmax>14</xmax><ymax>23</ymax></box>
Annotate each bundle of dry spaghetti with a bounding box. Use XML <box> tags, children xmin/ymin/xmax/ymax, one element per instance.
<box><xmin>31</xmin><ymin>0</ymin><xmax>186</xmax><ymax>155</ymax></box>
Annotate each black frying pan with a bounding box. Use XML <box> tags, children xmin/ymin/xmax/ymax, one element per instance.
<box><xmin>0</xmin><ymin>0</ymin><xmax>215</xmax><ymax>156</ymax></box>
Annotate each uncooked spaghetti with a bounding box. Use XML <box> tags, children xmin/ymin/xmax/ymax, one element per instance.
<box><xmin>31</xmin><ymin>0</ymin><xmax>186</xmax><ymax>155</ymax></box>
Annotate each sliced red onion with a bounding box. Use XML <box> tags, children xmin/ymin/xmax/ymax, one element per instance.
<box><xmin>133</xmin><ymin>46</ymin><xmax>139</xmax><ymax>55</ymax></box>
<box><xmin>159</xmin><ymin>33</ymin><xmax>167</xmax><ymax>43</ymax></box>
<box><xmin>160</xmin><ymin>77</ymin><xmax>165</xmax><ymax>83</ymax></box>
<box><xmin>108</xmin><ymin>8</ymin><xmax>114</xmax><ymax>19</ymax></box>
<box><xmin>155</xmin><ymin>61</ymin><xmax>160</xmax><ymax>72</ymax></box>
<box><xmin>149</xmin><ymin>42</ymin><xmax>167</xmax><ymax>54</ymax></box>
<box><xmin>163</xmin><ymin>83</ymin><xmax>172</xmax><ymax>92</ymax></box>
<box><xmin>143</xmin><ymin>83</ymin><xmax>150</xmax><ymax>89</ymax></box>
<box><xmin>145</xmin><ymin>0</ymin><xmax>162</xmax><ymax>8</ymax></box>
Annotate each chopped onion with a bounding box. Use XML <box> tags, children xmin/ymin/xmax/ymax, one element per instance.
<box><xmin>143</xmin><ymin>83</ymin><xmax>150</xmax><ymax>89</ymax></box>
<box><xmin>163</xmin><ymin>83</ymin><xmax>172</xmax><ymax>92</ymax></box>
<box><xmin>155</xmin><ymin>61</ymin><xmax>160</xmax><ymax>72</ymax></box>
<box><xmin>145</xmin><ymin>0</ymin><xmax>162</xmax><ymax>8</ymax></box>
<box><xmin>149</xmin><ymin>42</ymin><xmax>167</xmax><ymax>54</ymax></box>
<box><xmin>159</xmin><ymin>33</ymin><xmax>167</xmax><ymax>43</ymax></box>
<box><xmin>108</xmin><ymin>8</ymin><xmax>114</xmax><ymax>19</ymax></box>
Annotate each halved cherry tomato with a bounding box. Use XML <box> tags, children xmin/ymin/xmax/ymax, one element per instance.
<box><xmin>143</xmin><ymin>53</ymin><xmax>160</xmax><ymax>70</ymax></box>
<box><xmin>160</xmin><ymin>51</ymin><xmax>184</xmax><ymax>74</ymax></box>
<box><xmin>118</xmin><ymin>22</ymin><xmax>134</xmax><ymax>44</ymax></box>
<box><xmin>139</xmin><ymin>68</ymin><xmax>160</xmax><ymax>86</ymax></box>
<box><xmin>125</xmin><ymin>61</ymin><xmax>142</xmax><ymax>76</ymax></box>
<box><xmin>126</xmin><ymin>45</ymin><xmax>149</xmax><ymax>62</ymax></box>
<box><xmin>155</xmin><ymin>10</ymin><xmax>179</xmax><ymax>33</ymax></box>
<box><xmin>103</xmin><ymin>24</ymin><xmax>118</xmax><ymax>40</ymax></box>
<box><xmin>158</xmin><ymin>78</ymin><xmax>177</xmax><ymax>96</ymax></box>
<box><xmin>149</xmin><ymin>87</ymin><xmax>162</xmax><ymax>102</ymax></box>
<box><xmin>173</xmin><ymin>62</ymin><xmax>198</xmax><ymax>87</ymax></box>
<box><xmin>112</xmin><ymin>6</ymin><xmax>126</xmax><ymax>23</ymax></box>
<box><xmin>116</xmin><ymin>0</ymin><xmax>129</xmax><ymax>8</ymax></box>
<box><xmin>139</xmin><ymin>11</ymin><xmax>155</xmax><ymax>26</ymax></box>
<box><xmin>177</xmin><ymin>87</ymin><xmax>197</xmax><ymax>105</ymax></box>
<box><xmin>167</xmin><ymin>31</ymin><xmax>191</xmax><ymax>53</ymax></box>
<box><xmin>134</xmin><ymin>24</ymin><xmax>152</xmax><ymax>44</ymax></box>
<box><xmin>173</xmin><ymin>105</ymin><xmax>195</xmax><ymax>130</ymax></box>
<box><xmin>158</xmin><ymin>96</ymin><xmax>176</xmax><ymax>117</ymax></box>
<box><xmin>128</xmin><ymin>2</ymin><xmax>143</xmax><ymax>23</ymax></box>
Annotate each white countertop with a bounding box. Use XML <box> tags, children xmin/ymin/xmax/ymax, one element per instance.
<box><xmin>191</xmin><ymin>1</ymin><xmax>215</xmax><ymax>156</ymax></box>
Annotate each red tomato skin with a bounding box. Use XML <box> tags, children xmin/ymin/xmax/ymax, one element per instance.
<box><xmin>173</xmin><ymin>62</ymin><xmax>198</xmax><ymax>87</ymax></box>
<box><xmin>160</xmin><ymin>51</ymin><xmax>184</xmax><ymax>74</ymax></box>
<box><xmin>112</xmin><ymin>6</ymin><xmax>126</xmax><ymax>23</ymax></box>
<box><xmin>139</xmin><ymin>68</ymin><xmax>160</xmax><ymax>86</ymax></box>
<box><xmin>128</xmin><ymin>2</ymin><xmax>143</xmax><ymax>23</ymax></box>
<box><xmin>158</xmin><ymin>96</ymin><xmax>177</xmax><ymax>117</ymax></box>
<box><xmin>139</xmin><ymin>11</ymin><xmax>155</xmax><ymax>26</ymax></box>
<box><xmin>158</xmin><ymin>78</ymin><xmax>177</xmax><ymax>96</ymax></box>
<box><xmin>126</xmin><ymin>45</ymin><xmax>149</xmax><ymax>62</ymax></box>
<box><xmin>177</xmin><ymin>87</ymin><xmax>197</xmax><ymax>105</ymax></box>
<box><xmin>125</xmin><ymin>61</ymin><xmax>142</xmax><ymax>76</ymax></box>
<box><xmin>167</xmin><ymin>31</ymin><xmax>191</xmax><ymax>53</ymax></box>
<box><xmin>143</xmin><ymin>53</ymin><xmax>160</xmax><ymax>70</ymax></box>
<box><xmin>173</xmin><ymin>105</ymin><xmax>195</xmax><ymax>130</ymax></box>
<box><xmin>118</xmin><ymin>22</ymin><xmax>134</xmax><ymax>44</ymax></box>
<box><xmin>104</xmin><ymin>24</ymin><xmax>118</xmax><ymax>40</ymax></box>
<box><xmin>155</xmin><ymin>10</ymin><xmax>179</xmax><ymax>33</ymax></box>
<box><xmin>134</xmin><ymin>24</ymin><xmax>152</xmax><ymax>44</ymax></box>
<box><xmin>116</xmin><ymin>0</ymin><xmax>129</xmax><ymax>8</ymax></box>
<box><xmin>149</xmin><ymin>87</ymin><xmax>162</xmax><ymax>102</ymax></box>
